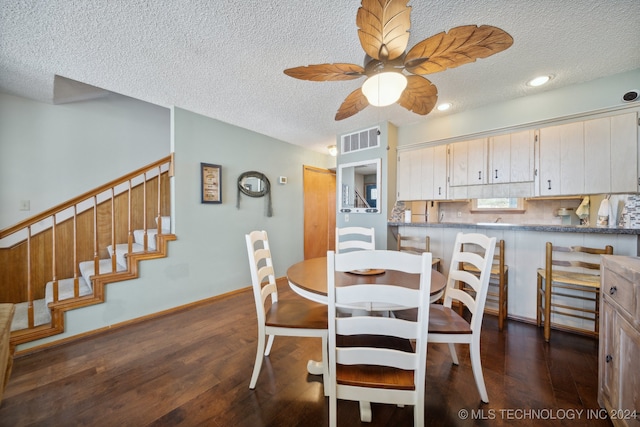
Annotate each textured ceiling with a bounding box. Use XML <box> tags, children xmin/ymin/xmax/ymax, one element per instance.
<box><xmin>1</xmin><ymin>1</ymin><xmax>639</xmax><ymax>153</ymax></box>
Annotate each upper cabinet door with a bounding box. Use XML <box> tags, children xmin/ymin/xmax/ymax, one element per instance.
<box><xmin>558</xmin><ymin>121</ymin><xmax>584</xmax><ymax>196</ymax></box>
<box><xmin>585</xmin><ymin>112</ymin><xmax>638</xmax><ymax>194</ymax></box>
<box><xmin>610</xmin><ymin>112</ymin><xmax>638</xmax><ymax>193</ymax></box>
<box><xmin>538</xmin><ymin>125</ymin><xmax>563</xmax><ymax>196</ymax></box>
<box><xmin>420</xmin><ymin>145</ymin><xmax>448</xmax><ymax>200</ymax></box>
<box><xmin>584</xmin><ymin>116</ymin><xmax>612</xmax><ymax>194</ymax></box>
<box><xmin>450</xmin><ymin>138</ymin><xmax>487</xmax><ymax>186</ymax></box>
<box><xmin>466</xmin><ymin>138</ymin><xmax>488</xmax><ymax>185</ymax></box>
<box><xmin>490</xmin><ymin>130</ymin><xmax>535</xmax><ymax>184</ymax></box>
<box><xmin>449</xmin><ymin>140</ymin><xmax>468</xmax><ymax>187</ymax></box>
<box><xmin>408</xmin><ymin>148</ymin><xmax>423</xmax><ymax>200</ymax></box>
<box><xmin>489</xmin><ymin>134</ymin><xmax>511</xmax><ymax>184</ymax></box>
<box><xmin>432</xmin><ymin>144</ymin><xmax>448</xmax><ymax>200</ymax></box>
<box><xmin>397</xmin><ymin>148</ymin><xmax>424</xmax><ymax>201</ymax></box>
<box><xmin>509</xmin><ymin>130</ymin><xmax>536</xmax><ymax>183</ymax></box>
<box><xmin>420</xmin><ymin>146</ymin><xmax>435</xmax><ymax>200</ymax></box>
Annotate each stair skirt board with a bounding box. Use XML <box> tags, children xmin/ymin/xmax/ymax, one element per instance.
<box><xmin>9</xmin><ymin>226</ymin><xmax>170</xmax><ymax>334</ymax></box>
<box><xmin>107</xmin><ymin>243</ymin><xmax>146</xmax><ymax>269</ymax></box>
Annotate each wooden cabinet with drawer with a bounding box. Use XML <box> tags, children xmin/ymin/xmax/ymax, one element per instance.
<box><xmin>598</xmin><ymin>256</ymin><xmax>640</xmax><ymax>427</ymax></box>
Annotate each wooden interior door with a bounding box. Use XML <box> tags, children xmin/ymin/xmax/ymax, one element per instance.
<box><xmin>303</xmin><ymin>166</ymin><xmax>336</xmax><ymax>259</ymax></box>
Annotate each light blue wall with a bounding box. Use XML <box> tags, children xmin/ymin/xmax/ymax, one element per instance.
<box><xmin>398</xmin><ymin>68</ymin><xmax>640</xmax><ymax>147</ymax></box>
<box><xmin>7</xmin><ymin>99</ymin><xmax>332</xmax><ymax>351</ymax></box>
<box><xmin>0</xmin><ymin>92</ymin><xmax>170</xmax><ymax>228</ymax></box>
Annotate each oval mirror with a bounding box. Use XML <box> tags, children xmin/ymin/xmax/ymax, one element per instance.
<box><xmin>238</xmin><ymin>171</ymin><xmax>270</xmax><ymax>198</ymax></box>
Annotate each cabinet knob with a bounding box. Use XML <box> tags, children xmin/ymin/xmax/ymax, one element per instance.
<box><xmin>609</xmin><ymin>286</ymin><xmax>617</xmax><ymax>295</ymax></box>
<box><xmin>606</xmin><ymin>354</ymin><xmax>613</xmax><ymax>363</ymax></box>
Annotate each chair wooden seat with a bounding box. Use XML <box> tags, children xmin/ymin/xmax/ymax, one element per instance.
<box><xmin>428</xmin><ymin>305</ymin><xmax>472</xmax><ymax>334</ymax></box>
<box><xmin>336</xmin><ymin>335</ymin><xmax>415</xmax><ymax>390</ymax></box>
<box><xmin>536</xmin><ymin>241</ymin><xmax>613</xmax><ymax>342</ymax></box>
<box><xmin>265</xmin><ymin>299</ymin><xmax>327</xmax><ymax>329</ymax></box>
<box><xmin>536</xmin><ymin>269</ymin><xmax>601</xmax><ymax>288</ymax></box>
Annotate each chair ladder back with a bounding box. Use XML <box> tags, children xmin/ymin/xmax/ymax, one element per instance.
<box><xmin>327</xmin><ymin>249</ymin><xmax>431</xmax><ymax>424</ymax></box>
<box><xmin>335</xmin><ymin>227</ymin><xmax>376</xmax><ymax>253</ymax></box>
<box><xmin>447</xmin><ymin>233</ymin><xmax>496</xmax><ymax>330</ymax></box>
<box><xmin>538</xmin><ymin>241</ymin><xmax>613</xmax><ymax>342</ymax></box>
<box><xmin>397</xmin><ymin>233</ymin><xmax>430</xmax><ymax>253</ymax></box>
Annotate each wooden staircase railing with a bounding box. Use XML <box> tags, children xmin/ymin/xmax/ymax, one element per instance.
<box><xmin>0</xmin><ymin>156</ymin><xmax>176</xmax><ymax>346</ymax></box>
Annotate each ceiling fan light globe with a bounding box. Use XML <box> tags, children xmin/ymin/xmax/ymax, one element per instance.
<box><xmin>362</xmin><ymin>72</ymin><xmax>407</xmax><ymax>106</ymax></box>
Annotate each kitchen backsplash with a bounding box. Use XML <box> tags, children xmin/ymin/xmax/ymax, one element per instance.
<box><xmin>403</xmin><ymin>194</ymin><xmax>636</xmax><ymax>227</ymax></box>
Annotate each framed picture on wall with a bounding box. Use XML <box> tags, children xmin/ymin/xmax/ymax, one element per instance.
<box><xmin>201</xmin><ymin>163</ymin><xmax>222</xmax><ymax>204</ymax></box>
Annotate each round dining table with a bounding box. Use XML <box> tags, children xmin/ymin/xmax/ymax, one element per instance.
<box><xmin>287</xmin><ymin>256</ymin><xmax>447</xmax><ymax>306</ymax></box>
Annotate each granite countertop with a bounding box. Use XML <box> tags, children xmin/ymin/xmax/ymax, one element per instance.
<box><xmin>388</xmin><ymin>221</ymin><xmax>640</xmax><ymax>235</ymax></box>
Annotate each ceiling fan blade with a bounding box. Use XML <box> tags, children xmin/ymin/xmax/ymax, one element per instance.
<box><xmin>335</xmin><ymin>88</ymin><xmax>369</xmax><ymax>121</ymax></box>
<box><xmin>397</xmin><ymin>75</ymin><xmax>438</xmax><ymax>115</ymax></box>
<box><xmin>357</xmin><ymin>0</ymin><xmax>411</xmax><ymax>61</ymax></box>
<box><xmin>404</xmin><ymin>25</ymin><xmax>514</xmax><ymax>75</ymax></box>
<box><xmin>284</xmin><ymin>63</ymin><xmax>365</xmax><ymax>81</ymax></box>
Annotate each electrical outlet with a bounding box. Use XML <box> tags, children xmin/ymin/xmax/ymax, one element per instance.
<box><xmin>344</xmin><ymin>213</ymin><xmax>349</xmax><ymax>222</ymax></box>
<box><xmin>457</xmin><ymin>211</ymin><xmax>462</xmax><ymax>218</ymax></box>
<box><xmin>20</xmin><ymin>200</ymin><xmax>30</xmax><ymax>211</ymax></box>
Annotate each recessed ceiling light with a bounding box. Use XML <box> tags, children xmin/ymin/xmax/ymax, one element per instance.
<box><xmin>527</xmin><ymin>75</ymin><xmax>551</xmax><ymax>87</ymax></box>
<box><xmin>437</xmin><ymin>103</ymin><xmax>451</xmax><ymax>111</ymax></box>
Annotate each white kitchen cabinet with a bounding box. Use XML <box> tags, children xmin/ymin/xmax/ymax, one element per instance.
<box><xmin>585</xmin><ymin>113</ymin><xmax>638</xmax><ymax>194</ymax></box>
<box><xmin>449</xmin><ymin>138</ymin><xmax>487</xmax><ymax>187</ymax></box>
<box><xmin>397</xmin><ymin>149</ymin><xmax>422</xmax><ymax>201</ymax></box>
<box><xmin>420</xmin><ymin>144</ymin><xmax>448</xmax><ymax>200</ymax></box>
<box><xmin>538</xmin><ymin>121</ymin><xmax>584</xmax><ymax>196</ymax></box>
<box><xmin>611</xmin><ymin>113</ymin><xmax>638</xmax><ymax>193</ymax></box>
<box><xmin>489</xmin><ymin>129</ymin><xmax>535</xmax><ymax>184</ymax></box>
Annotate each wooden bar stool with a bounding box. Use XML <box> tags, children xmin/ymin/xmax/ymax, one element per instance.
<box><xmin>457</xmin><ymin>239</ymin><xmax>508</xmax><ymax>330</ymax></box>
<box><xmin>536</xmin><ymin>242</ymin><xmax>613</xmax><ymax>342</ymax></box>
<box><xmin>397</xmin><ymin>233</ymin><xmax>442</xmax><ymax>272</ymax></box>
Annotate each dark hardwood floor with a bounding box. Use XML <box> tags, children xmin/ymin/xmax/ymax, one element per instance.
<box><xmin>0</xmin><ymin>284</ymin><xmax>611</xmax><ymax>427</ymax></box>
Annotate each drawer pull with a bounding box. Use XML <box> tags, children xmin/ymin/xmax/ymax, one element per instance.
<box><xmin>606</xmin><ymin>354</ymin><xmax>612</xmax><ymax>363</ymax></box>
<box><xmin>609</xmin><ymin>286</ymin><xmax>617</xmax><ymax>295</ymax></box>
<box><xmin>547</xmin><ymin>180</ymin><xmax>552</xmax><ymax>190</ymax></box>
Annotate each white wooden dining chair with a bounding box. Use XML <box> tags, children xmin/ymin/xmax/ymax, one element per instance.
<box><xmin>327</xmin><ymin>249</ymin><xmax>432</xmax><ymax>427</ymax></box>
<box><xmin>245</xmin><ymin>230</ymin><xmax>328</xmax><ymax>392</ymax></box>
<box><xmin>335</xmin><ymin>226</ymin><xmax>375</xmax><ymax>253</ymax></box>
<box><xmin>428</xmin><ymin>232</ymin><xmax>496</xmax><ymax>403</ymax></box>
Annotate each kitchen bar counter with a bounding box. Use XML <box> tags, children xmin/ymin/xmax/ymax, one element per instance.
<box><xmin>388</xmin><ymin>221</ymin><xmax>640</xmax><ymax>235</ymax></box>
<box><xmin>389</xmin><ymin>221</ymin><xmax>639</xmax><ymax>329</ymax></box>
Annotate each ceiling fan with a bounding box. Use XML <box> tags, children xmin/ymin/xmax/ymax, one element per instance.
<box><xmin>284</xmin><ymin>0</ymin><xmax>514</xmax><ymax>121</ymax></box>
